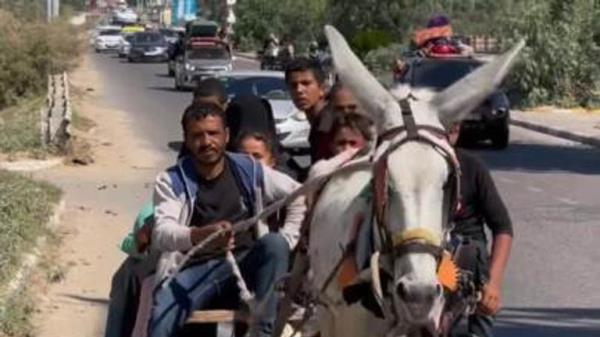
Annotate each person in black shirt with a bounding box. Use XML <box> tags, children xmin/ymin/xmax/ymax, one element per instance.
<box><xmin>449</xmin><ymin>122</ymin><xmax>514</xmax><ymax>337</ymax></box>
<box><xmin>285</xmin><ymin>58</ymin><xmax>329</xmax><ymax>163</ymax></box>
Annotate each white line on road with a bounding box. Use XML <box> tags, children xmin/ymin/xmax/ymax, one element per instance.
<box><xmin>556</xmin><ymin>197</ymin><xmax>579</xmax><ymax>206</ymax></box>
<box><xmin>526</xmin><ymin>186</ymin><xmax>543</xmax><ymax>193</ymax></box>
<box><xmin>497</xmin><ymin>177</ymin><xmax>516</xmax><ymax>184</ymax></box>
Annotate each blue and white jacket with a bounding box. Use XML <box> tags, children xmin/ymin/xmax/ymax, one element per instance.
<box><xmin>152</xmin><ymin>152</ymin><xmax>305</xmax><ymax>282</ymax></box>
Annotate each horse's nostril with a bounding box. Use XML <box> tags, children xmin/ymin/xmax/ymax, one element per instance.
<box><xmin>396</xmin><ymin>281</ymin><xmax>440</xmax><ymax>303</ymax></box>
<box><xmin>396</xmin><ymin>282</ymin><xmax>409</xmax><ymax>300</ymax></box>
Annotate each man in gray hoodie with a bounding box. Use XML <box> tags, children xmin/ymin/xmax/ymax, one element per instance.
<box><xmin>149</xmin><ymin>102</ymin><xmax>306</xmax><ymax>337</ymax></box>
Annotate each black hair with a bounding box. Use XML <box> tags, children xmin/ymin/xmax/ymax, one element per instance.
<box><xmin>327</xmin><ymin>81</ymin><xmax>346</xmax><ymax>100</ymax></box>
<box><xmin>234</xmin><ymin>131</ymin><xmax>276</xmax><ymax>156</ymax></box>
<box><xmin>193</xmin><ymin>77</ymin><xmax>227</xmax><ymax>105</ymax></box>
<box><xmin>180</xmin><ymin>101</ymin><xmax>226</xmax><ymax>133</ymax></box>
<box><xmin>284</xmin><ymin>57</ymin><xmax>325</xmax><ymax>85</ymax></box>
<box><xmin>331</xmin><ymin>112</ymin><xmax>374</xmax><ymax>142</ymax></box>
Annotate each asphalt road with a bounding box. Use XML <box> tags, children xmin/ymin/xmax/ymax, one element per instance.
<box><xmin>91</xmin><ymin>52</ymin><xmax>600</xmax><ymax>336</ymax></box>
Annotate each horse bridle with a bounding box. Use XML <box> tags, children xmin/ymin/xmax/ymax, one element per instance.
<box><xmin>372</xmin><ymin>98</ymin><xmax>462</xmax><ymax>264</ymax></box>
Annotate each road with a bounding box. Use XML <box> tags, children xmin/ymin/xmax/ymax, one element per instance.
<box><xmin>90</xmin><ymin>53</ymin><xmax>600</xmax><ymax>336</ymax></box>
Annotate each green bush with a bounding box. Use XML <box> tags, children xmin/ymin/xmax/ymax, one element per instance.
<box><xmin>0</xmin><ymin>10</ymin><xmax>83</xmax><ymax>110</ymax></box>
<box><xmin>364</xmin><ymin>43</ymin><xmax>408</xmax><ymax>83</ymax></box>
<box><xmin>495</xmin><ymin>1</ymin><xmax>599</xmax><ymax>107</ymax></box>
<box><xmin>0</xmin><ymin>97</ymin><xmax>45</xmax><ymax>154</ymax></box>
<box><xmin>350</xmin><ymin>29</ymin><xmax>393</xmax><ymax>59</ymax></box>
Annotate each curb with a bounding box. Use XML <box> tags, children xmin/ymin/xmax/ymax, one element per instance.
<box><xmin>510</xmin><ymin>118</ymin><xmax>600</xmax><ymax>148</ymax></box>
<box><xmin>235</xmin><ymin>53</ymin><xmax>258</xmax><ymax>62</ymax></box>
<box><xmin>0</xmin><ymin>158</ymin><xmax>63</xmax><ymax>172</ymax></box>
<box><xmin>0</xmin><ymin>198</ymin><xmax>66</xmax><ymax>304</ymax></box>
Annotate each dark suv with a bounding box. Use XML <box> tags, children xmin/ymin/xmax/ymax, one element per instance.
<box><xmin>397</xmin><ymin>57</ymin><xmax>510</xmax><ymax>149</ymax></box>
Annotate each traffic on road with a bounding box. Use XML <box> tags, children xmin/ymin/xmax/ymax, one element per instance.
<box><xmin>85</xmin><ymin>7</ymin><xmax>600</xmax><ymax>337</ymax></box>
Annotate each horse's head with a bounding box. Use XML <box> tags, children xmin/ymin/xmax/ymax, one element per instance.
<box><xmin>325</xmin><ymin>26</ymin><xmax>523</xmax><ymax>326</ymax></box>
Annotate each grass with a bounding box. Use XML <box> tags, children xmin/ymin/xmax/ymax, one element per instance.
<box><xmin>0</xmin><ymin>286</ymin><xmax>36</xmax><ymax>337</ymax></box>
<box><xmin>0</xmin><ymin>170</ymin><xmax>61</xmax><ymax>286</ymax></box>
<box><xmin>0</xmin><ymin>170</ymin><xmax>61</xmax><ymax>336</ymax></box>
<box><xmin>0</xmin><ymin>97</ymin><xmax>45</xmax><ymax>155</ymax></box>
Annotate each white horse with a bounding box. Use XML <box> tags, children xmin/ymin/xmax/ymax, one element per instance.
<box><xmin>308</xmin><ymin>26</ymin><xmax>524</xmax><ymax>337</ymax></box>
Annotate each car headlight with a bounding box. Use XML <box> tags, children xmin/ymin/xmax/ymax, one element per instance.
<box><xmin>291</xmin><ymin>110</ymin><xmax>307</xmax><ymax>122</ymax></box>
<box><xmin>185</xmin><ymin>63</ymin><xmax>195</xmax><ymax>71</ymax></box>
<box><xmin>155</xmin><ymin>46</ymin><xmax>166</xmax><ymax>53</ymax></box>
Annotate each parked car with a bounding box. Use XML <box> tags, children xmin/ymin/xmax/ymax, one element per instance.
<box><xmin>117</xmin><ymin>34</ymin><xmax>135</xmax><ymax>58</ymax></box>
<box><xmin>95</xmin><ymin>28</ymin><xmax>123</xmax><ymax>52</ymax></box>
<box><xmin>396</xmin><ymin>55</ymin><xmax>511</xmax><ymax>148</ymax></box>
<box><xmin>215</xmin><ymin>71</ymin><xmax>310</xmax><ymax>150</ymax></box>
<box><xmin>174</xmin><ymin>39</ymin><xmax>232</xmax><ymax>90</ymax></box>
<box><xmin>128</xmin><ymin>32</ymin><xmax>169</xmax><ymax>63</ymax></box>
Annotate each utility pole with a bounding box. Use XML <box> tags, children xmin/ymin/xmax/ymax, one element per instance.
<box><xmin>47</xmin><ymin>0</ymin><xmax>59</xmax><ymax>21</ymax></box>
<box><xmin>47</xmin><ymin>0</ymin><xmax>52</xmax><ymax>21</ymax></box>
<box><xmin>53</xmin><ymin>0</ymin><xmax>60</xmax><ymax>18</ymax></box>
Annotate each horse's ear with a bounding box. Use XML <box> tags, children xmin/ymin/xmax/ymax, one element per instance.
<box><xmin>433</xmin><ymin>40</ymin><xmax>525</xmax><ymax>128</ymax></box>
<box><xmin>325</xmin><ymin>25</ymin><xmax>403</xmax><ymax>135</ymax></box>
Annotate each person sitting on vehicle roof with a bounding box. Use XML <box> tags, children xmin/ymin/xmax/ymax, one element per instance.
<box><xmin>413</xmin><ymin>14</ymin><xmax>473</xmax><ymax>57</ymax></box>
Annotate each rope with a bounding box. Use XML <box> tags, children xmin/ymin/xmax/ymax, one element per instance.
<box><xmin>226</xmin><ymin>251</ymin><xmax>254</xmax><ymax>304</ymax></box>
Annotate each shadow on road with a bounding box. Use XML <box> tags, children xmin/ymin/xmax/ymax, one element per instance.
<box><xmin>61</xmin><ymin>293</ymin><xmax>109</xmax><ymax>306</ymax></box>
<box><xmin>468</xmin><ymin>143</ymin><xmax>600</xmax><ymax>175</ymax></box>
<box><xmin>147</xmin><ymin>86</ymin><xmax>187</xmax><ymax>93</ymax></box>
<box><xmin>496</xmin><ymin>307</ymin><xmax>600</xmax><ymax>337</ymax></box>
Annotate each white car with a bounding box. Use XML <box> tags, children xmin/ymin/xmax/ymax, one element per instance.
<box><xmin>95</xmin><ymin>28</ymin><xmax>123</xmax><ymax>52</ymax></box>
<box><xmin>216</xmin><ymin>71</ymin><xmax>310</xmax><ymax>150</ymax></box>
<box><xmin>117</xmin><ymin>34</ymin><xmax>134</xmax><ymax>58</ymax></box>
<box><xmin>113</xmin><ymin>8</ymin><xmax>138</xmax><ymax>25</ymax></box>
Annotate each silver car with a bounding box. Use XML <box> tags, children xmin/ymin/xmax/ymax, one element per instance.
<box><xmin>174</xmin><ymin>46</ymin><xmax>233</xmax><ymax>90</ymax></box>
<box><xmin>215</xmin><ymin>71</ymin><xmax>310</xmax><ymax>150</ymax></box>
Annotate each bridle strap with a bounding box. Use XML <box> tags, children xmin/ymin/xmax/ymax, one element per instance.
<box><xmin>392</xmin><ymin>228</ymin><xmax>442</xmax><ymax>248</ymax></box>
<box><xmin>372</xmin><ymin>99</ymin><xmax>462</xmax><ymax>261</ymax></box>
<box><xmin>394</xmin><ymin>241</ymin><xmax>444</xmax><ymax>261</ymax></box>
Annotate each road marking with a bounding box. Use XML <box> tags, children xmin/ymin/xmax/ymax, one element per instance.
<box><xmin>526</xmin><ymin>186</ymin><xmax>543</xmax><ymax>193</ymax></box>
<box><xmin>556</xmin><ymin>197</ymin><xmax>579</xmax><ymax>206</ymax></box>
<box><xmin>497</xmin><ymin>177</ymin><xmax>515</xmax><ymax>184</ymax></box>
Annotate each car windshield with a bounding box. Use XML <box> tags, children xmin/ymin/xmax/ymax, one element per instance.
<box><xmin>188</xmin><ymin>24</ymin><xmax>218</xmax><ymax>38</ymax></box>
<box><xmin>220</xmin><ymin>76</ymin><xmax>290</xmax><ymax>100</ymax></box>
<box><xmin>134</xmin><ymin>33</ymin><xmax>164</xmax><ymax>44</ymax></box>
<box><xmin>187</xmin><ymin>47</ymin><xmax>230</xmax><ymax>60</ymax></box>
<box><xmin>100</xmin><ymin>29</ymin><xmax>121</xmax><ymax>36</ymax></box>
<box><xmin>411</xmin><ymin>60</ymin><xmax>482</xmax><ymax>90</ymax></box>
<box><xmin>160</xmin><ymin>29</ymin><xmax>177</xmax><ymax>38</ymax></box>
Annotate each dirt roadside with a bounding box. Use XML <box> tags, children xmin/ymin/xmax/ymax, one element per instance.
<box><xmin>30</xmin><ymin>54</ymin><xmax>165</xmax><ymax>337</ymax></box>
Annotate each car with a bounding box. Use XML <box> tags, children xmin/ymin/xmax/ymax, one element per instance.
<box><xmin>174</xmin><ymin>39</ymin><xmax>233</xmax><ymax>90</ymax></box>
<box><xmin>396</xmin><ymin>55</ymin><xmax>511</xmax><ymax>149</ymax></box>
<box><xmin>159</xmin><ymin>28</ymin><xmax>182</xmax><ymax>45</ymax></box>
<box><xmin>117</xmin><ymin>34</ymin><xmax>135</xmax><ymax>58</ymax></box>
<box><xmin>95</xmin><ymin>28</ymin><xmax>123</xmax><ymax>52</ymax></box>
<box><xmin>184</xmin><ymin>18</ymin><xmax>219</xmax><ymax>39</ymax></box>
<box><xmin>112</xmin><ymin>8</ymin><xmax>138</xmax><ymax>25</ymax></box>
<box><xmin>214</xmin><ymin>71</ymin><xmax>310</xmax><ymax>150</ymax></box>
<box><xmin>128</xmin><ymin>32</ymin><xmax>169</xmax><ymax>63</ymax></box>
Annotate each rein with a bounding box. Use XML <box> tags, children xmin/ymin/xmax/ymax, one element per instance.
<box><xmin>372</xmin><ymin>98</ymin><xmax>461</xmax><ymax>264</ymax></box>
